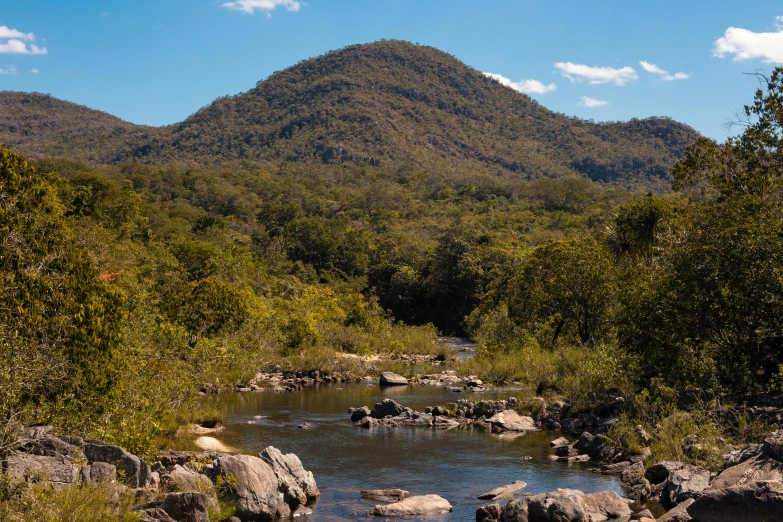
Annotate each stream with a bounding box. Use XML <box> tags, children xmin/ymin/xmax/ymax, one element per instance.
<box><xmin>214</xmin><ymin>383</ymin><xmax>623</xmax><ymax>521</ymax></box>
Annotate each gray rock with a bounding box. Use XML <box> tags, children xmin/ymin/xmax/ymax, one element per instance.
<box><xmin>555</xmin><ymin>445</ymin><xmax>578</xmax><ymax>458</ymax></box>
<box><xmin>574</xmin><ymin>432</ymin><xmax>618</xmax><ymax>460</ymax></box>
<box><xmin>550</xmin><ymin>437</ymin><xmax>570</xmax><ymax>447</ymax></box>
<box><xmin>660</xmin><ymin>465</ymin><xmax>711</xmax><ymax>506</ymax></box>
<box><xmin>370</xmin><ymin>494</ymin><xmax>453</xmax><ymax>517</ymax></box>
<box><xmin>293</xmin><ymin>504</ymin><xmax>313</xmax><ymax>517</ymax></box>
<box><xmin>763</xmin><ymin>429</ymin><xmax>783</xmax><ymax>463</ymax></box>
<box><xmin>560</xmin><ymin>418</ymin><xmax>585</xmax><ymax>435</ymax></box>
<box><xmin>18</xmin><ymin>436</ymin><xmax>77</xmax><ymax>457</ymax></box>
<box><xmin>633</xmin><ymin>509</ymin><xmax>654</xmax><ymax>520</ymax></box>
<box><xmin>4</xmin><ymin>453</ymin><xmax>80</xmax><ymax>487</ymax></box>
<box><xmin>646</xmin><ymin>461</ymin><xmax>686</xmax><ymax>485</ymax></box>
<box><xmin>379</xmin><ymin>372</ymin><xmax>409</xmax><ymax>386</ymax></box>
<box><xmin>477</xmin><ymin>480</ymin><xmax>527</xmax><ymax>500</ymax></box>
<box><xmin>351</xmin><ymin>407</ymin><xmax>371</xmax><ymax>422</ymax></box>
<box><xmin>687</xmin><ymin>480</ymin><xmax>783</xmax><ymax>521</ymax></box>
<box><xmin>137</xmin><ymin>508</ymin><xmax>176</xmax><ymax>521</ymax></box>
<box><xmin>83</xmin><ymin>442</ymin><xmax>151</xmax><ymax>488</ymax></box>
<box><xmin>476</xmin><ymin>503</ymin><xmax>502</xmax><ymax>522</ymax></box>
<box><xmin>164</xmin><ymin>464</ymin><xmax>214</xmax><ymax>496</ymax></box>
<box><xmin>658</xmin><ymin>498</ymin><xmax>694</xmax><ymax>521</ymax></box>
<box><xmin>710</xmin><ymin>454</ymin><xmax>783</xmax><ymax>490</ymax></box>
<box><xmin>84</xmin><ymin>462</ymin><xmax>117</xmax><ymax>484</ymax></box>
<box><xmin>361</xmin><ymin>489</ymin><xmax>410</xmax><ymax>502</ymax></box>
<box><xmin>583</xmin><ymin>491</ymin><xmax>632</xmax><ymax>521</ymax></box>
<box><xmin>527</xmin><ymin>488</ymin><xmax>587</xmax><ymax>521</ymax></box>
<box><xmin>259</xmin><ymin>446</ymin><xmax>320</xmax><ymax>506</ymax></box>
<box><xmin>487</xmin><ymin>411</ymin><xmax>538</xmax><ymax>433</ymax></box>
<box><xmin>212</xmin><ymin>454</ymin><xmax>282</xmax><ymax>521</ymax></box>
<box><xmin>23</xmin><ymin>426</ymin><xmax>53</xmax><ymax>439</ymax></box>
<box><xmin>725</xmin><ymin>444</ymin><xmax>763</xmax><ymax>466</ymax></box>
<box><xmin>156</xmin><ymin>492</ymin><xmax>210</xmax><ymax>522</ymax></box>
<box><xmin>374</xmin><ymin>399</ymin><xmax>406</xmax><ymax>418</ymax></box>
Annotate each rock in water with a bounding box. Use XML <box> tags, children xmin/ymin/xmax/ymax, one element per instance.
<box><xmin>477</xmin><ymin>480</ymin><xmax>527</xmax><ymax>500</ymax></box>
<box><xmin>379</xmin><ymin>372</ymin><xmax>409</xmax><ymax>386</ymax></box>
<box><xmin>212</xmin><ymin>454</ymin><xmax>284</xmax><ymax>521</ymax></box>
<box><xmin>686</xmin><ymin>480</ymin><xmax>783</xmax><ymax>522</ymax></box>
<box><xmin>259</xmin><ymin>446</ymin><xmax>320</xmax><ymax>506</ymax></box>
<box><xmin>373</xmin><ymin>398</ymin><xmax>406</xmax><ymax>417</ymax></box>
<box><xmin>527</xmin><ymin>489</ymin><xmax>587</xmax><ymax>522</ymax></box>
<box><xmin>583</xmin><ymin>491</ymin><xmax>632</xmax><ymax>520</ymax></box>
<box><xmin>370</xmin><ymin>495</ymin><xmax>453</xmax><ymax>516</ymax></box>
<box><xmin>486</xmin><ymin>411</ymin><xmax>538</xmax><ymax>433</ymax></box>
<box><xmin>361</xmin><ymin>489</ymin><xmax>410</xmax><ymax>502</ymax></box>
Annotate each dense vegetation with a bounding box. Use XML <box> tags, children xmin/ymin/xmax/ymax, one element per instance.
<box><xmin>1</xmin><ymin>41</ymin><xmax>697</xmax><ymax>187</ymax></box>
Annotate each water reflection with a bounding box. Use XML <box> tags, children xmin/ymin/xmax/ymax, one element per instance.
<box><xmin>214</xmin><ymin>384</ymin><xmax>621</xmax><ymax>521</ymax></box>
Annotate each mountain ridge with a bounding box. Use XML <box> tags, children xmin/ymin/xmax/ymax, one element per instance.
<box><xmin>0</xmin><ymin>40</ymin><xmax>699</xmax><ymax>183</ymax></box>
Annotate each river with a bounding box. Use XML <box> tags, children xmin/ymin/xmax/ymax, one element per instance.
<box><xmin>214</xmin><ymin>383</ymin><xmax>623</xmax><ymax>521</ymax></box>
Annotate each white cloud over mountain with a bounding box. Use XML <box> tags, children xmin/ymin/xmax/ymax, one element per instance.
<box><xmin>555</xmin><ymin>62</ymin><xmax>638</xmax><ymax>86</ymax></box>
<box><xmin>222</xmin><ymin>0</ymin><xmax>302</xmax><ymax>15</ymax></box>
<box><xmin>0</xmin><ymin>26</ymin><xmax>47</xmax><ymax>55</ymax></box>
<box><xmin>484</xmin><ymin>73</ymin><xmax>556</xmax><ymax>95</ymax></box>
<box><xmin>713</xmin><ymin>16</ymin><xmax>783</xmax><ymax>63</ymax></box>
<box><xmin>639</xmin><ymin>60</ymin><xmax>690</xmax><ymax>81</ymax></box>
<box><xmin>579</xmin><ymin>96</ymin><xmax>608</xmax><ymax>108</ymax></box>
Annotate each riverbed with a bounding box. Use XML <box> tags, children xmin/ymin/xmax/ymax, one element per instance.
<box><xmin>214</xmin><ymin>383</ymin><xmax>622</xmax><ymax>521</ymax></box>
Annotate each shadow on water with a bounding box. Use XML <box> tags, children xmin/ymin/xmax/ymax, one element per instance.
<box><xmin>214</xmin><ymin>383</ymin><xmax>622</xmax><ymax>521</ymax></box>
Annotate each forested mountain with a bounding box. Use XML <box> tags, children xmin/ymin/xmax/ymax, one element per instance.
<box><xmin>0</xmin><ymin>40</ymin><xmax>698</xmax><ymax>183</ymax></box>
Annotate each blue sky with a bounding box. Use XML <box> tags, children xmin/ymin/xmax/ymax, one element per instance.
<box><xmin>2</xmin><ymin>1</ymin><xmax>783</xmax><ymax>140</ymax></box>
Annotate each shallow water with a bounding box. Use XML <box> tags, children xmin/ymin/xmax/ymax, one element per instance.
<box><xmin>216</xmin><ymin>384</ymin><xmax>622</xmax><ymax>521</ymax></box>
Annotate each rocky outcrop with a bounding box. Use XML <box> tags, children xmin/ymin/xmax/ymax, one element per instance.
<box><xmin>582</xmin><ymin>491</ymin><xmax>632</xmax><ymax>521</ymax></box>
<box><xmin>370</xmin><ymin>494</ymin><xmax>453</xmax><ymax>517</ymax></box>
<box><xmin>686</xmin><ymin>480</ymin><xmax>783</xmax><ymax>522</ymax></box>
<box><xmin>361</xmin><ymin>489</ymin><xmax>409</xmax><ymax>502</ymax></box>
<box><xmin>487</xmin><ymin>411</ymin><xmax>538</xmax><ymax>433</ymax></box>
<box><xmin>140</xmin><ymin>492</ymin><xmax>211</xmax><ymax>522</ymax></box>
<box><xmin>4</xmin><ymin>453</ymin><xmax>81</xmax><ymax>487</ymax></box>
<box><xmin>478</xmin><ymin>480</ymin><xmax>527</xmax><ymax>500</ymax></box>
<box><xmin>212</xmin><ymin>454</ymin><xmax>285</xmax><ymax>520</ymax></box>
<box><xmin>84</xmin><ymin>441</ymin><xmax>152</xmax><ymax>488</ymax></box>
<box><xmin>259</xmin><ymin>446</ymin><xmax>320</xmax><ymax>507</ymax></box>
<box><xmin>477</xmin><ymin>489</ymin><xmax>631</xmax><ymax>522</ymax></box>
<box><xmin>379</xmin><ymin>372</ymin><xmax>408</xmax><ymax>386</ymax></box>
<box><xmin>657</xmin><ymin>498</ymin><xmax>694</xmax><ymax>522</ymax></box>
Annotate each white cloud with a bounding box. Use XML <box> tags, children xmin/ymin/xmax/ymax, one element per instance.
<box><xmin>579</xmin><ymin>96</ymin><xmax>609</xmax><ymax>108</ymax></box>
<box><xmin>0</xmin><ymin>26</ymin><xmax>47</xmax><ymax>55</ymax></box>
<box><xmin>0</xmin><ymin>26</ymin><xmax>34</xmax><ymax>41</ymax></box>
<box><xmin>555</xmin><ymin>62</ymin><xmax>638</xmax><ymax>86</ymax></box>
<box><xmin>484</xmin><ymin>72</ymin><xmax>556</xmax><ymax>95</ymax></box>
<box><xmin>713</xmin><ymin>16</ymin><xmax>783</xmax><ymax>63</ymax></box>
<box><xmin>30</xmin><ymin>68</ymin><xmax>39</xmax><ymax>74</ymax></box>
<box><xmin>222</xmin><ymin>0</ymin><xmax>302</xmax><ymax>15</ymax></box>
<box><xmin>639</xmin><ymin>60</ymin><xmax>691</xmax><ymax>81</ymax></box>
<box><xmin>0</xmin><ymin>66</ymin><xmax>18</xmax><ymax>75</ymax></box>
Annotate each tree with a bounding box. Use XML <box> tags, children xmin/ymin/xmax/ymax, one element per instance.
<box><xmin>508</xmin><ymin>237</ymin><xmax>616</xmax><ymax>346</ymax></box>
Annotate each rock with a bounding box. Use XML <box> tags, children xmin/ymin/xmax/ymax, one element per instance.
<box><xmin>501</xmin><ymin>498</ymin><xmax>530</xmax><ymax>521</ymax></box>
<box><xmin>527</xmin><ymin>488</ymin><xmax>587</xmax><ymax>521</ymax></box>
<box><xmin>583</xmin><ymin>491</ymin><xmax>632</xmax><ymax>521</ymax></box>
<box><xmin>660</xmin><ymin>465</ymin><xmax>711</xmax><ymax>506</ymax></box>
<box><xmin>361</xmin><ymin>489</ymin><xmax>410</xmax><ymax>502</ymax></box>
<box><xmin>550</xmin><ymin>437</ymin><xmax>570</xmax><ymax>447</ymax></box>
<box><xmin>657</xmin><ymin>498</ymin><xmax>694</xmax><ymax>522</ymax></box>
<box><xmin>193</xmin><ymin>436</ymin><xmax>235</xmax><ymax>453</ymax></box>
<box><xmin>633</xmin><ymin>509</ymin><xmax>654</xmax><ymax>520</ymax></box>
<box><xmin>709</xmin><ymin>454</ymin><xmax>783</xmax><ymax>490</ymax></box>
<box><xmin>477</xmin><ymin>480</ymin><xmax>527</xmax><ymax>500</ymax></box>
<box><xmin>4</xmin><ymin>453</ymin><xmax>80</xmax><ymax>487</ymax></box>
<box><xmin>298</xmin><ymin>423</ymin><xmax>314</xmax><ymax>429</ymax></box>
<box><xmin>18</xmin><ymin>436</ymin><xmax>77</xmax><ymax>457</ymax></box>
<box><xmin>487</xmin><ymin>411</ymin><xmax>538</xmax><ymax>433</ymax></box>
<box><xmin>370</xmin><ymin>494</ymin><xmax>453</xmax><ymax>517</ymax></box>
<box><xmin>574</xmin><ymin>432</ymin><xmax>618</xmax><ymax>460</ymax></box>
<box><xmin>212</xmin><ymin>454</ymin><xmax>281</xmax><ymax>521</ymax></box>
<box><xmin>379</xmin><ymin>372</ymin><xmax>409</xmax><ymax>386</ymax></box>
<box><xmin>23</xmin><ymin>425</ymin><xmax>53</xmax><ymax>439</ymax></box>
<box><xmin>621</xmin><ymin>461</ymin><xmax>652</xmax><ymax>501</ymax></box>
<box><xmin>373</xmin><ymin>399</ymin><xmax>406</xmax><ymax>418</ymax></box>
<box><xmin>81</xmin><ymin>462</ymin><xmax>117</xmax><ymax>484</ymax></box>
<box><xmin>83</xmin><ymin>442</ymin><xmax>151</xmax><ymax>488</ymax></box>
<box><xmin>762</xmin><ymin>429</ymin><xmax>783</xmax><ymax>462</ymax></box>
<box><xmin>293</xmin><ymin>505</ymin><xmax>313</xmax><ymax>517</ymax></box>
<box><xmin>137</xmin><ymin>508</ymin><xmax>176</xmax><ymax>521</ymax></box>
<box><xmin>725</xmin><ymin>444</ymin><xmax>763</xmax><ymax>466</ymax></box>
<box><xmin>160</xmin><ymin>492</ymin><xmax>210</xmax><ymax>522</ymax></box>
<box><xmin>259</xmin><ymin>446</ymin><xmax>320</xmax><ymax>506</ymax></box>
<box><xmin>164</xmin><ymin>464</ymin><xmax>214</xmax><ymax>496</ymax></box>
<box><xmin>686</xmin><ymin>480</ymin><xmax>783</xmax><ymax>522</ymax></box>
<box><xmin>351</xmin><ymin>406</ymin><xmax>371</xmax><ymax>422</ymax></box>
<box><xmin>555</xmin><ymin>445</ymin><xmax>578</xmax><ymax>458</ymax></box>
<box><xmin>561</xmin><ymin>417</ymin><xmax>586</xmax><ymax>435</ymax></box>
<box><xmin>476</xmin><ymin>503</ymin><xmax>502</xmax><ymax>522</ymax></box>
<box><xmin>646</xmin><ymin>461</ymin><xmax>686</xmax><ymax>485</ymax></box>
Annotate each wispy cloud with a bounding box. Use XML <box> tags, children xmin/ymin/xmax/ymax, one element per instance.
<box><xmin>30</xmin><ymin>68</ymin><xmax>39</xmax><ymax>74</ymax></box>
<box><xmin>0</xmin><ymin>66</ymin><xmax>18</xmax><ymax>75</ymax></box>
<box><xmin>222</xmin><ymin>0</ymin><xmax>302</xmax><ymax>15</ymax></box>
<box><xmin>713</xmin><ymin>16</ymin><xmax>783</xmax><ymax>63</ymax></box>
<box><xmin>555</xmin><ymin>62</ymin><xmax>638</xmax><ymax>86</ymax></box>
<box><xmin>639</xmin><ymin>60</ymin><xmax>691</xmax><ymax>81</ymax></box>
<box><xmin>579</xmin><ymin>96</ymin><xmax>608</xmax><ymax>108</ymax></box>
<box><xmin>0</xmin><ymin>26</ymin><xmax>47</xmax><ymax>55</ymax></box>
<box><xmin>484</xmin><ymin>72</ymin><xmax>556</xmax><ymax>95</ymax></box>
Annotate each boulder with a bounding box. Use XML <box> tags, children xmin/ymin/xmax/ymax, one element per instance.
<box><xmin>657</xmin><ymin>498</ymin><xmax>694</xmax><ymax>522</ymax></box>
<box><xmin>725</xmin><ymin>444</ymin><xmax>763</xmax><ymax>466</ymax></box>
<box><xmin>709</xmin><ymin>454</ymin><xmax>783</xmax><ymax>490</ymax></box>
<box><xmin>18</xmin><ymin>436</ymin><xmax>77</xmax><ymax>457</ymax></box>
<box><xmin>80</xmin><ymin>462</ymin><xmax>117</xmax><ymax>484</ymax></box>
<box><xmin>379</xmin><ymin>372</ymin><xmax>408</xmax><ymax>386</ymax></box>
<box><xmin>4</xmin><ymin>453</ymin><xmax>80</xmax><ymax>487</ymax></box>
<box><xmin>23</xmin><ymin>425</ymin><xmax>53</xmax><ymax>439</ymax></box>
<box><xmin>259</xmin><ymin>446</ymin><xmax>320</xmax><ymax>506</ymax></box>
<box><xmin>527</xmin><ymin>488</ymin><xmax>587</xmax><ymax>521</ymax></box>
<box><xmin>550</xmin><ymin>437</ymin><xmax>570</xmax><ymax>447</ymax></box>
<box><xmin>561</xmin><ymin>418</ymin><xmax>586</xmax><ymax>435</ymax></box>
<box><xmin>142</xmin><ymin>492</ymin><xmax>210</xmax><ymax>522</ymax></box>
<box><xmin>574</xmin><ymin>432</ymin><xmax>618</xmax><ymax>460</ymax></box>
<box><xmin>477</xmin><ymin>480</ymin><xmax>527</xmax><ymax>500</ymax></box>
<box><xmin>621</xmin><ymin>462</ymin><xmax>652</xmax><ymax>501</ymax></box>
<box><xmin>212</xmin><ymin>454</ymin><xmax>282</xmax><ymax>521</ymax></box>
<box><xmin>476</xmin><ymin>503</ymin><xmax>502</xmax><ymax>522</ymax></box>
<box><xmin>583</xmin><ymin>491</ymin><xmax>632</xmax><ymax>521</ymax></box>
<box><xmin>686</xmin><ymin>480</ymin><xmax>783</xmax><ymax>522</ymax></box>
<box><xmin>350</xmin><ymin>407</ymin><xmax>371</xmax><ymax>422</ymax></box>
<box><xmin>361</xmin><ymin>489</ymin><xmax>409</xmax><ymax>502</ymax></box>
<box><xmin>164</xmin><ymin>464</ymin><xmax>214</xmax><ymax>496</ymax></box>
<box><xmin>501</xmin><ymin>498</ymin><xmax>530</xmax><ymax>521</ymax></box>
<box><xmin>83</xmin><ymin>442</ymin><xmax>151</xmax><ymax>488</ymax></box>
<box><xmin>646</xmin><ymin>461</ymin><xmax>686</xmax><ymax>485</ymax></box>
<box><xmin>370</xmin><ymin>494</ymin><xmax>453</xmax><ymax>517</ymax></box>
<box><xmin>762</xmin><ymin>429</ymin><xmax>783</xmax><ymax>463</ymax></box>
<box><xmin>292</xmin><ymin>505</ymin><xmax>313</xmax><ymax>517</ymax></box>
<box><xmin>137</xmin><ymin>508</ymin><xmax>176</xmax><ymax>522</ymax></box>
<box><xmin>487</xmin><ymin>411</ymin><xmax>538</xmax><ymax>433</ymax></box>
<box><xmin>660</xmin><ymin>465</ymin><xmax>711</xmax><ymax>506</ymax></box>
<box><xmin>373</xmin><ymin>399</ymin><xmax>406</xmax><ymax>418</ymax></box>
<box><xmin>555</xmin><ymin>445</ymin><xmax>578</xmax><ymax>458</ymax></box>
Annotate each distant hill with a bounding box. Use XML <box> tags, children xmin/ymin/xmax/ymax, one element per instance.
<box><xmin>0</xmin><ymin>40</ymin><xmax>699</xmax><ymax>183</ymax></box>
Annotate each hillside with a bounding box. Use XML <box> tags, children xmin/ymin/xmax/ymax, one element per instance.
<box><xmin>0</xmin><ymin>40</ymin><xmax>699</xmax><ymax>182</ymax></box>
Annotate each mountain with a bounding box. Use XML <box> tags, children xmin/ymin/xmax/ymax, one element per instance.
<box><xmin>0</xmin><ymin>41</ymin><xmax>699</xmax><ymax>182</ymax></box>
